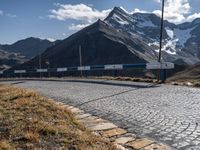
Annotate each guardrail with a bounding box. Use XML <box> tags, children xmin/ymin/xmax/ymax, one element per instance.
<box><xmin>0</xmin><ymin>62</ymin><xmax>174</xmax><ymax>82</ymax></box>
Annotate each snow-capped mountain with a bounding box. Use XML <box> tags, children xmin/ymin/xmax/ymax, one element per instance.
<box><xmin>105</xmin><ymin>7</ymin><xmax>200</xmax><ymax>65</ymax></box>
<box><xmin>10</xmin><ymin>7</ymin><xmax>200</xmax><ymax>75</ymax></box>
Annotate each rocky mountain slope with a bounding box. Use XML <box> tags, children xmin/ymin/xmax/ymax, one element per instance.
<box><xmin>105</xmin><ymin>7</ymin><xmax>200</xmax><ymax>65</ymax></box>
<box><xmin>0</xmin><ymin>49</ymin><xmax>28</xmax><ymax>70</ymax></box>
<box><xmin>8</xmin><ymin>7</ymin><xmax>200</xmax><ymax>75</ymax></box>
<box><xmin>0</xmin><ymin>37</ymin><xmax>59</xmax><ymax>59</ymax></box>
<box><xmin>18</xmin><ymin>20</ymin><xmax>157</xmax><ymax>70</ymax></box>
<box><xmin>169</xmin><ymin>63</ymin><xmax>200</xmax><ymax>82</ymax></box>
<box><xmin>0</xmin><ymin>37</ymin><xmax>60</xmax><ymax>70</ymax></box>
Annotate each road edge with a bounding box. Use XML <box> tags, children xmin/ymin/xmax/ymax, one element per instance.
<box><xmin>54</xmin><ymin>101</ymin><xmax>173</xmax><ymax>150</ymax></box>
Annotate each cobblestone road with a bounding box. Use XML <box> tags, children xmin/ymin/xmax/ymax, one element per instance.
<box><xmin>2</xmin><ymin>78</ymin><xmax>200</xmax><ymax>149</ymax></box>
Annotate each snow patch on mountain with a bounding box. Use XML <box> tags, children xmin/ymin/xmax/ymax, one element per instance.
<box><xmin>104</xmin><ymin>7</ymin><xmax>200</xmax><ymax>64</ymax></box>
<box><xmin>174</xmin><ymin>26</ymin><xmax>196</xmax><ymax>47</ymax></box>
<box><xmin>165</xmin><ymin>27</ymin><xmax>174</xmax><ymax>39</ymax></box>
<box><xmin>137</xmin><ymin>31</ymin><xmax>145</xmax><ymax>35</ymax></box>
<box><xmin>112</xmin><ymin>14</ymin><xmax>129</xmax><ymax>25</ymax></box>
<box><xmin>149</xmin><ymin>40</ymin><xmax>177</xmax><ymax>55</ymax></box>
<box><xmin>163</xmin><ymin>40</ymin><xmax>178</xmax><ymax>55</ymax></box>
<box><xmin>139</xmin><ymin>20</ymin><xmax>157</xmax><ymax>28</ymax></box>
<box><xmin>148</xmin><ymin>41</ymin><xmax>159</xmax><ymax>47</ymax></box>
<box><xmin>119</xmin><ymin>6</ymin><xmax>132</xmax><ymax>15</ymax></box>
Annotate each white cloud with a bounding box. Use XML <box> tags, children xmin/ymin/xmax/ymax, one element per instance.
<box><xmin>0</xmin><ymin>10</ymin><xmax>3</xmax><ymax>15</ymax></box>
<box><xmin>49</xmin><ymin>3</ymin><xmax>111</xmax><ymax>23</ymax></box>
<box><xmin>39</xmin><ymin>16</ymin><xmax>46</xmax><ymax>20</ymax></box>
<box><xmin>6</xmin><ymin>13</ymin><xmax>17</xmax><ymax>18</ymax></box>
<box><xmin>187</xmin><ymin>13</ymin><xmax>200</xmax><ymax>22</ymax></box>
<box><xmin>154</xmin><ymin>0</ymin><xmax>161</xmax><ymax>3</ymax></box>
<box><xmin>39</xmin><ymin>37</ymin><xmax>56</xmax><ymax>42</ymax></box>
<box><xmin>132</xmin><ymin>8</ymin><xmax>149</xmax><ymax>14</ymax></box>
<box><xmin>49</xmin><ymin>1</ymin><xmax>200</xmax><ymax>31</ymax></box>
<box><xmin>153</xmin><ymin>0</ymin><xmax>200</xmax><ymax>23</ymax></box>
<box><xmin>0</xmin><ymin>10</ymin><xmax>17</xmax><ymax>18</ymax></box>
<box><xmin>68</xmin><ymin>23</ymin><xmax>90</xmax><ymax>31</ymax></box>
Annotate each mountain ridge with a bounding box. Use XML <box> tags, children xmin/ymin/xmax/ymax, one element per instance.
<box><xmin>105</xmin><ymin>7</ymin><xmax>200</xmax><ymax>65</ymax></box>
<box><xmin>0</xmin><ymin>37</ymin><xmax>60</xmax><ymax>70</ymax></box>
<box><xmin>6</xmin><ymin>7</ymin><xmax>200</xmax><ymax>77</ymax></box>
<box><xmin>0</xmin><ymin>37</ymin><xmax>60</xmax><ymax>58</ymax></box>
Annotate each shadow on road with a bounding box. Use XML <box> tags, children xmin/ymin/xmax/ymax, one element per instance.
<box><xmin>0</xmin><ymin>78</ymin><xmax>161</xmax><ymax>89</ymax></box>
<box><xmin>64</xmin><ymin>79</ymin><xmax>160</xmax><ymax>89</ymax></box>
<box><xmin>10</xmin><ymin>81</ymin><xmax>27</xmax><ymax>85</ymax></box>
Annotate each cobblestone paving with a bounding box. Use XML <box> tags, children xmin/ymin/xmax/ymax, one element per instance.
<box><xmin>3</xmin><ymin>78</ymin><xmax>200</xmax><ymax>149</ymax></box>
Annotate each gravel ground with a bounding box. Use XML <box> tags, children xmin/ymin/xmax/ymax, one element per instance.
<box><xmin>2</xmin><ymin>78</ymin><xmax>200</xmax><ymax>149</ymax></box>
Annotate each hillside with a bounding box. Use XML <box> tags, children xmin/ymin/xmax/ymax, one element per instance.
<box><xmin>0</xmin><ymin>37</ymin><xmax>61</xmax><ymax>70</ymax></box>
<box><xmin>15</xmin><ymin>20</ymin><xmax>157</xmax><ymax>70</ymax></box>
<box><xmin>0</xmin><ymin>49</ymin><xmax>27</xmax><ymax>70</ymax></box>
<box><xmin>169</xmin><ymin>63</ymin><xmax>200</xmax><ymax>82</ymax></box>
<box><xmin>105</xmin><ymin>7</ymin><xmax>200</xmax><ymax>65</ymax></box>
<box><xmin>0</xmin><ymin>37</ymin><xmax>59</xmax><ymax>58</ymax></box>
<box><xmin>8</xmin><ymin>7</ymin><xmax>200</xmax><ymax>77</ymax></box>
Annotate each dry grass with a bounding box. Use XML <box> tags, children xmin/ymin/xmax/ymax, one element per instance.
<box><xmin>167</xmin><ymin>75</ymin><xmax>200</xmax><ymax>88</ymax></box>
<box><xmin>0</xmin><ymin>84</ymin><xmax>117</xmax><ymax>150</ymax></box>
<box><xmin>167</xmin><ymin>64</ymin><xmax>200</xmax><ymax>87</ymax></box>
<box><xmin>96</xmin><ymin>76</ymin><xmax>200</xmax><ymax>87</ymax></box>
<box><xmin>95</xmin><ymin>76</ymin><xmax>157</xmax><ymax>83</ymax></box>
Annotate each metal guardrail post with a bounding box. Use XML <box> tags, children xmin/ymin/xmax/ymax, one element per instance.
<box><xmin>160</xmin><ymin>69</ymin><xmax>167</xmax><ymax>83</ymax></box>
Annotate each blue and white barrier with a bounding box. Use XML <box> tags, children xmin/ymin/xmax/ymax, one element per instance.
<box><xmin>104</xmin><ymin>64</ymin><xmax>123</xmax><ymax>70</ymax></box>
<box><xmin>14</xmin><ymin>70</ymin><xmax>26</xmax><ymax>74</ymax></box>
<box><xmin>37</xmin><ymin>69</ymin><xmax>48</xmax><ymax>73</ymax></box>
<box><xmin>78</xmin><ymin>66</ymin><xmax>91</xmax><ymax>71</ymax></box>
<box><xmin>57</xmin><ymin>68</ymin><xmax>68</xmax><ymax>72</ymax></box>
<box><xmin>0</xmin><ymin>62</ymin><xmax>174</xmax><ymax>76</ymax></box>
<box><xmin>146</xmin><ymin>62</ymin><xmax>174</xmax><ymax>69</ymax></box>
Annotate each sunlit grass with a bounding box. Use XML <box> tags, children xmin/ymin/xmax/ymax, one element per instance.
<box><xmin>0</xmin><ymin>84</ymin><xmax>117</xmax><ymax>149</ymax></box>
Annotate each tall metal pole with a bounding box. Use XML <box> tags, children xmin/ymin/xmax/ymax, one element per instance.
<box><xmin>157</xmin><ymin>0</ymin><xmax>165</xmax><ymax>82</ymax></box>
<box><xmin>39</xmin><ymin>53</ymin><xmax>42</xmax><ymax>78</ymax></box>
<box><xmin>79</xmin><ymin>45</ymin><xmax>83</xmax><ymax>77</ymax></box>
<box><xmin>158</xmin><ymin>0</ymin><xmax>165</xmax><ymax>62</ymax></box>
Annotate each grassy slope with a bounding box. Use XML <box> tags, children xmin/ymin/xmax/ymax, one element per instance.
<box><xmin>168</xmin><ymin>64</ymin><xmax>200</xmax><ymax>86</ymax></box>
<box><xmin>0</xmin><ymin>85</ymin><xmax>116</xmax><ymax>150</ymax></box>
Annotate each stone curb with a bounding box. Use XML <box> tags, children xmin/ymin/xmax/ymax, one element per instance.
<box><xmin>55</xmin><ymin>101</ymin><xmax>172</xmax><ymax>150</ymax></box>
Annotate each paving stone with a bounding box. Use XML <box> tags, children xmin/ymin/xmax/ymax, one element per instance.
<box><xmin>126</xmin><ymin>138</ymin><xmax>155</xmax><ymax>149</ymax></box>
<box><xmin>115</xmin><ymin>137</ymin><xmax>136</xmax><ymax>145</ymax></box>
<box><xmin>76</xmin><ymin>113</ymin><xmax>91</xmax><ymax>119</ymax></box>
<box><xmin>114</xmin><ymin>143</ymin><xmax>128</xmax><ymax>150</ymax></box>
<box><xmin>89</xmin><ymin>122</ymin><xmax>117</xmax><ymax>131</ymax></box>
<box><xmin>11</xmin><ymin>78</ymin><xmax>200</xmax><ymax>149</ymax></box>
<box><xmin>79</xmin><ymin>116</ymin><xmax>105</xmax><ymax>126</ymax></box>
<box><xmin>141</xmin><ymin>143</ymin><xmax>172</xmax><ymax>150</ymax></box>
<box><xmin>69</xmin><ymin>107</ymin><xmax>83</xmax><ymax>114</ymax></box>
<box><xmin>101</xmin><ymin>128</ymin><xmax>127</xmax><ymax>138</ymax></box>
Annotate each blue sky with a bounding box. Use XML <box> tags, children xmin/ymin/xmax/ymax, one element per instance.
<box><xmin>0</xmin><ymin>0</ymin><xmax>200</xmax><ymax>44</ymax></box>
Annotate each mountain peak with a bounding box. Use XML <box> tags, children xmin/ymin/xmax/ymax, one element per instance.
<box><xmin>111</xmin><ymin>6</ymin><xmax>129</xmax><ymax>15</ymax></box>
<box><xmin>113</xmin><ymin>7</ymin><xmax>123</xmax><ymax>12</ymax></box>
<box><xmin>192</xmin><ymin>18</ymin><xmax>200</xmax><ymax>25</ymax></box>
<box><xmin>79</xmin><ymin>19</ymin><xmax>107</xmax><ymax>31</ymax></box>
